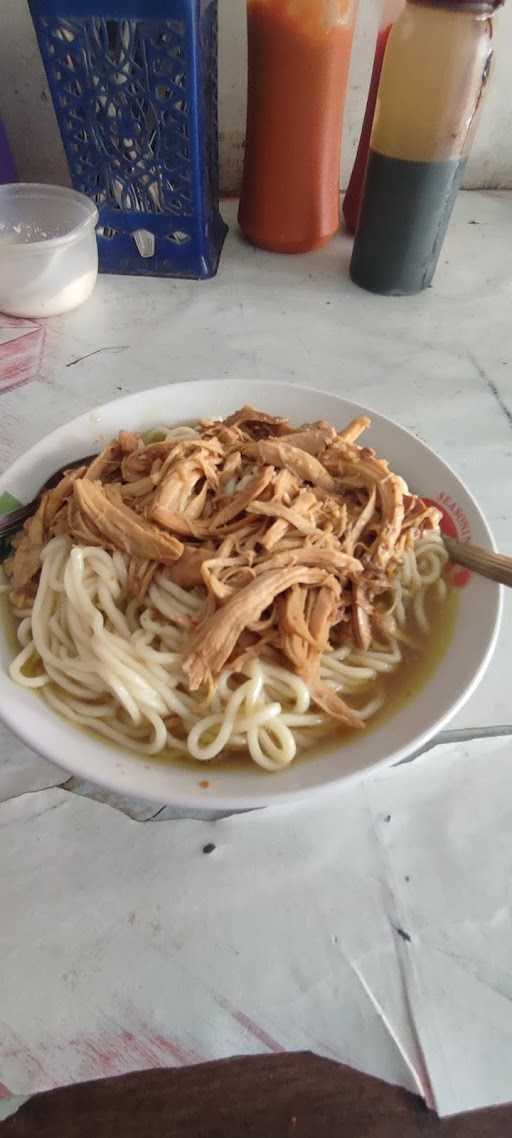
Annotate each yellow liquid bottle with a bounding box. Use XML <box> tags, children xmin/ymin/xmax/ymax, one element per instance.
<box><xmin>350</xmin><ymin>0</ymin><xmax>500</xmax><ymax>294</ymax></box>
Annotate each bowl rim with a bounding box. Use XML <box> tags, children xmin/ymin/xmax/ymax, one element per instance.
<box><xmin>0</xmin><ymin>379</ymin><xmax>503</xmax><ymax>809</ymax></box>
<box><xmin>0</xmin><ymin>182</ymin><xmax>98</xmax><ymax>250</ymax></box>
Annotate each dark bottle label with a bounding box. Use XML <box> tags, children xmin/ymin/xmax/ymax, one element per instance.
<box><xmin>350</xmin><ymin>151</ymin><xmax>467</xmax><ymax>296</ymax></box>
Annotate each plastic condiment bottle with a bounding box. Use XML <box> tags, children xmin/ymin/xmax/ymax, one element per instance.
<box><xmin>350</xmin><ymin>0</ymin><xmax>501</xmax><ymax>295</ymax></box>
<box><xmin>342</xmin><ymin>0</ymin><xmax>404</xmax><ymax>234</ymax></box>
<box><xmin>239</xmin><ymin>0</ymin><xmax>358</xmax><ymax>254</ymax></box>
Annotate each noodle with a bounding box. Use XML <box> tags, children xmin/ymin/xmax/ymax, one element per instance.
<box><xmin>8</xmin><ymin>532</ymin><xmax>448</xmax><ymax>770</ymax></box>
<box><xmin>4</xmin><ymin>409</ymin><xmax>451</xmax><ymax>771</ymax></box>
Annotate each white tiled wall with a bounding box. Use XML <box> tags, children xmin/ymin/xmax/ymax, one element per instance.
<box><xmin>1</xmin><ymin>0</ymin><xmax>511</xmax><ymax>192</ymax></box>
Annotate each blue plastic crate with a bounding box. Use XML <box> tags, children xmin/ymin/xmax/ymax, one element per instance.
<box><xmin>29</xmin><ymin>0</ymin><xmax>227</xmax><ymax>278</ymax></box>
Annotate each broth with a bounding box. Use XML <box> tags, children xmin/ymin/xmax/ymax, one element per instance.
<box><xmin>163</xmin><ymin>584</ymin><xmax>459</xmax><ymax>772</ymax></box>
<box><xmin>1</xmin><ymin>572</ymin><xmax>458</xmax><ymax>774</ymax></box>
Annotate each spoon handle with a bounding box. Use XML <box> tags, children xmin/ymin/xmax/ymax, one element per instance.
<box><xmin>443</xmin><ymin>535</ymin><xmax>512</xmax><ymax>588</ymax></box>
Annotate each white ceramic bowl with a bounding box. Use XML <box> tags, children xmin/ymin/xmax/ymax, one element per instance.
<box><xmin>0</xmin><ymin>183</ymin><xmax>98</xmax><ymax>318</ymax></box>
<box><xmin>0</xmin><ymin>381</ymin><xmax>502</xmax><ymax>810</ymax></box>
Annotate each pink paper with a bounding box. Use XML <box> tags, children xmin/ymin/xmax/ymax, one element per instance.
<box><xmin>0</xmin><ymin>317</ymin><xmax>45</xmax><ymax>393</ymax></box>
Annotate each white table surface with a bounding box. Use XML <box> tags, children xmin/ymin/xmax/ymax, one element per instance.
<box><xmin>0</xmin><ymin>194</ymin><xmax>511</xmax><ymax>1117</ymax></box>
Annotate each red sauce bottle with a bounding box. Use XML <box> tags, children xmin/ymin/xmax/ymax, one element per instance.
<box><xmin>239</xmin><ymin>0</ymin><xmax>358</xmax><ymax>254</ymax></box>
<box><xmin>343</xmin><ymin>0</ymin><xmax>404</xmax><ymax>234</ymax></box>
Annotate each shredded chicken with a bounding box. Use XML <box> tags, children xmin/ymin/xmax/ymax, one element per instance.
<box><xmin>243</xmin><ymin>439</ymin><xmax>336</xmax><ymax>492</ymax></box>
<box><xmin>184</xmin><ymin>565</ymin><xmax>339</xmax><ymax>690</ymax></box>
<box><xmin>74</xmin><ymin>480</ymin><xmax>183</xmax><ymax>564</ymax></box>
<box><xmin>5</xmin><ymin>406</ymin><xmax>441</xmax><ymax>729</ymax></box>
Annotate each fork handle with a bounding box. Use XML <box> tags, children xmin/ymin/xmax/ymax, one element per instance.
<box><xmin>0</xmin><ymin>456</ymin><xmax>94</xmax><ymax>546</ymax></box>
<box><xmin>0</xmin><ymin>502</ymin><xmax>36</xmax><ymax>541</ymax></box>
<box><xmin>443</xmin><ymin>535</ymin><xmax>512</xmax><ymax>588</ymax></box>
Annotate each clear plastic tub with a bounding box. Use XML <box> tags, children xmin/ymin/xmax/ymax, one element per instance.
<box><xmin>0</xmin><ymin>183</ymin><xmax>98</xmax><ymax>318</ymax></box>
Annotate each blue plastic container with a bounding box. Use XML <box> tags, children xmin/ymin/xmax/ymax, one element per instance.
<box><xmin>29</xmin><ymin>0</ymin><xmax>227</xmax><ymax>278</ymax></box>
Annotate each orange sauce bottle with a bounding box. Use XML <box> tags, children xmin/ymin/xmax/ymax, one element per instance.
<box><xmin>239</xmin><ymin>0</ymin><xmax>358</xmax><ymax>254</ymax></box>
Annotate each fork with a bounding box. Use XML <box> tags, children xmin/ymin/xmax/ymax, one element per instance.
<box><xmin>1</xmin><ymin>459</ymin><xmax>511</xmax><ymax>587</ymax></box>
<box><xmin>0</xmin><ymin>455</ymin><xmax>97</xmax><ymax>543</ymax></box>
